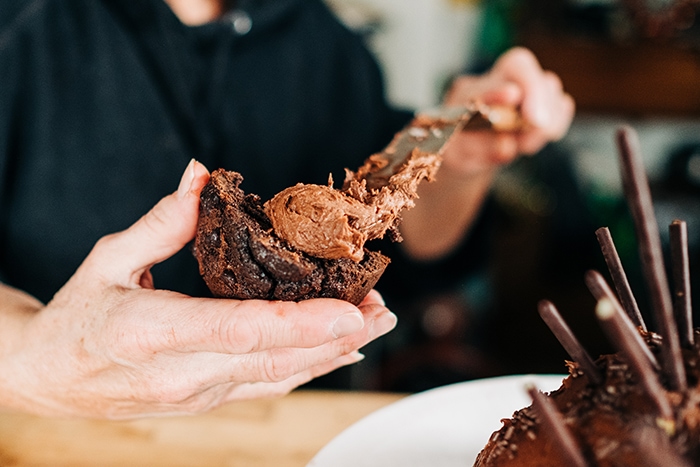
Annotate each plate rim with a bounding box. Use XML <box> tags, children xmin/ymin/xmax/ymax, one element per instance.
<box><xmin>308</xmin><ymin>373</ymin><xmax>567</xmax><ymax>467</ymax></box>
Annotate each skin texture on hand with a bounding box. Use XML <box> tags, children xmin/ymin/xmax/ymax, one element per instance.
<box><xmin>442</xmin><ymin>47</ymin><xmax>575</xmax><ymax>172</ymax></box>
<box><xmin>399</xmin><ymin>47</ymin><xmax>575</xmax><ymax>260</ymax></box>
<box><xmin>0</xmin><ymin>160</ymin><xmax>397</xmax><ymax>419</ymax></box>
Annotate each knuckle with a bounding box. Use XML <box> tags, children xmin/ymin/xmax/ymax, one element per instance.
<box><xmin>82</xmin><ymin>234</ymin><xmax>125</xmax><ymax>286</ymax></box>
<box><xmin>112</xmin><ymin>324</ymin><xmax>157</xmax><ymax>358</ymax></box>
<box><xmin>260</xmin><ymin>349</ymin><xmax>297</xmax><ymax>382</ymax></box>
<box><xmin>335</xmin><ymin>336</ymin><xmax>362</xmax><ymax>356</ymax></box>
<box><xmin>138</xmin><ymin>207</ymin><xmax>168</xmax><ymax>243</ymax></box>
<box><xmin>153</xmin><ymin>385</ymin><xmax>192</xmax><ymax>406</ymax></box>
<box><xmin>104</xmin><ymin>303</ymin><xmax>166</xmax><ymax>358</ymax></box>
<box><xmin>509</xmin><ymin>46</ymin><xmax>537</xmax><ymax>66</ymax></box>
<box><xmin>144</xmin><ymin>377</ymin><xmax>221</xmax><ymax>413</ymax></box>
<box><xmin>219</xmin><ymin>314</ymin><xmax>260</xmax><ymax>354</ymax></box>
<box><xmin>93</xmin><ymin>233</ymin><xmax>116</xmax><ymax>250</ymax></box>
<box><xmin>89</xmin><ymin>233</ymin><xmax>120</xmax><ymax>261</ymax></box>
<box><xmin>324</xmin><ymin>333</ymin><xmax>364</xmax><ymax>360</ymax></box>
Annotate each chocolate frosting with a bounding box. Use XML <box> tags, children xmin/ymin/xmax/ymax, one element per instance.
<box><xmin>264</xmin><ymin>104</ymin><xmax>519</xmax><ymax>262</ymax></box>
<box><xmin>193</xmin><ymin>169</ymin><xmax>390</xmax><ymax>305</ymax></box>
<box><xmin>264</xmin><ymin>148</ymin><xmax>441</xmax><ymax>262</ymax></box>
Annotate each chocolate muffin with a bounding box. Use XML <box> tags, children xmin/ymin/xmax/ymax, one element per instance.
<box><xmin>192</xmin><ymin>105</ymin><xmax>491</xmax><ymax>304</ymax></box>
<box><xmin>194</xmin><ymin>169</ymin><xmax>391</xmax><ymax>305</ymax></box>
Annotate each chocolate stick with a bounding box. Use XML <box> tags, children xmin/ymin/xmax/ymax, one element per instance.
<box><xmin>538</xmin><ymin>300</ymin><xmax>602</xmax><ymax>385</ymax></box>
<box><xmin>595</xmin><ymin>298</ymin><xmax>674</xmax><ymax>421</ymax></box>
<box><xmin>669</xmin><ymin>220</ymin><xmax>694</xmax><ymax>348</ymax></box>
<box><xmin>595</xmin><ymin>227</ymin><xmax>647</xmax><ymax>331</ymax></box>
<box><xmin>525</xmin><ymin>385</ymin><xmax>588</xmax><ymax>467</ymax></box>
<box><xmin>584</xmin><ymin>270</ymin><xmax>659</xmax><ymax>370</ymax></box>
<box><xmin>616</xmin><ymin>126</ymin><xmax>685</xmax><ymax>391</ymax></box>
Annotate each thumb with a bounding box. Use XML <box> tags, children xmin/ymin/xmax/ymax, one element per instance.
<box><xmin>85</xmin><ymin>159</ymin><xmax>210</xmax><ymax>287</ymax></box>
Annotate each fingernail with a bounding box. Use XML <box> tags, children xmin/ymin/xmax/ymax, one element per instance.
<box><xmin>370</xmin><ymin>311</ymin><xmax>398</xmax><ymax>339</ymax></box>
<box><xmin>177</xmin><ymin>159</ymin><xmax>196</xmax><ymax>199</ymax></box>
<box><xmin>332</xmin><ymin>312</ymin><xmax>365</xmax><ymax>338</ymax></box>
<box><xmin>349</xmin><ymin>351</ymin><xmax>366</xmax><ymax>363</ymax></box>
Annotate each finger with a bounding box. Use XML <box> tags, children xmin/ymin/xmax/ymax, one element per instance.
<box><xmin>222</xmin><ymin>351</ymin><xmax>366</xmax><ymax>401</ymax></box>
<box><xmin>359</xmin><ymin>289</ymin><xmax>385</xmax><ymax>307</ymax></box>
<box><xmin>552</xmin><ymin>92</ymin><xmax>576</xmax><ymax>140</ymax></box>
<box><xmin>125</xmin><ymin>291</ymin><xmax>391</xmax><ymax>354</ymax></box>
<box><xmin>222</xmin><ymin>304</ymin><xmax>395</xmax><ymax>384</ymax></box>
<box><xmin>444</xmin><ymin>76</ymin><xmax>521</xmax><ymax>108</ymax></box>
<box><xmin>492</xmin><ymin>47</ymin><xmax>544</xmax><ymax>88</ymax></box>
<box><xmin>118</xmin><ymin>349</ymin><xmax>363</xmax><ymax>415</ymax></box>
<box><xmin>515</xmin><ymin>88</ymin><xmax>575</xmax><ymax>154</ymax></box>
<box><xmin>85</xmin><ymin>159</ymin><xmax>210</xmax><ymax>287</ymax></box>
<box><xmin>442</xmin><ymin>131</ymin><xmax>518</xmax><ymax>173</ymax></box>
<box><xmin>474</xmin><ymin>81</ymin><xmax>522</xmax><ymax>107</ymax></box>
<box><xmin>493</xmin><ymin>49</ymin><xmax>552</xmax><ymax>129</ymax></box>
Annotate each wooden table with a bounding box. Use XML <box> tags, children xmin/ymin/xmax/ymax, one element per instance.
<box><xmin>0</xmin><ymin>390</ymin><xmax>405</xmax><ymax>467</ymax></box>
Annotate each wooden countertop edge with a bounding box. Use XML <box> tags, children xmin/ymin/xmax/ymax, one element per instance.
<box><xmin>0</xmin><ymin>390</ymin><xmax>406</xmax><ymax>467</ymax></box>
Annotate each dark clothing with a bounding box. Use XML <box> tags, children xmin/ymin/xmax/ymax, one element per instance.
<box><xmin>0</xmin><ymin>0</ymin><xmax>413</xmax><ymax>302</ymax></box>
<box><xmin>0</xmin><ymin>0</ymin><xmax>519</xmax><ymax>394</ymax></box>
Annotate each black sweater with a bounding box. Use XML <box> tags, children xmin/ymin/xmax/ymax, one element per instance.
<box><xmin>0</xmin><ymin>0</ymin><xmax>416</xmax><ymax>302</ymax></box>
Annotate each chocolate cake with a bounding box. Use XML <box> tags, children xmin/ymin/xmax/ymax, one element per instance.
<box><xmin>473</xmin><ymin>325</ymin><xmax>700</xmax><ymax>467</ymax></box>
<box><xmin>473</xmin><ymin>126</ymin><xmax>700</xmax><ymax>467</ymax></box>
<box><xmin>194</xmin><ymin>105</ymin><xmax>514</xmax><ymax>304</ymax></box>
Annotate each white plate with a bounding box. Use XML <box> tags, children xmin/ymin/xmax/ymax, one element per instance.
<box><xmin>307</xmin><ymin>374</ymin><xmax>565</xmax><ymax>467</ymax></box>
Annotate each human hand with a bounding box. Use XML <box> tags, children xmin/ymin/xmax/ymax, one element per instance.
<box><xmin>0</xmin><ymin>160</ymin><xmax>397</xmax><ymax>419</ymax></box>
<box><xmin>441</xmin><ymin>47</ymin><xmax>575</xmax><ymax>176</ymax></box>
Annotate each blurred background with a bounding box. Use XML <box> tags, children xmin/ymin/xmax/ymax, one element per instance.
<box><xmin>317</xmin><ymin>0</ymin><xmax>700</xmax><ymax>393</ymax></box>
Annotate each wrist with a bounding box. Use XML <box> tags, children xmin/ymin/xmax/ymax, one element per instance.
<box><xmin>0</xmin><ymin>283</ymin><xmax>43</xmax><ymax>315</ymax></box>
<box><xmin>0</xmin><ymin>284</ymin><xmax>45</xmax><ymax>413</ymax></box>
<box><xmin>429</xmin><ymin>162</ymin><xmax>498</xmax><ymax>199</ymax></box>
<box><xmin>0</xmin><ymin>284</ymin><xmax>42</xmax><ymax>362</ymax></box>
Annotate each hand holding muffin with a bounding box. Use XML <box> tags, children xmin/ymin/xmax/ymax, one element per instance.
<box><xmin>0</xmin><ymin>161</ymin><xmax>396</xmax><ymax>419</ymax></box>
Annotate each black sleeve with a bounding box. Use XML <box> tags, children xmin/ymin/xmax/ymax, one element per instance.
<box><xmin>0</xmin><ymin>4</ymin><xmax>25</xmax><ymax>285</ymax></box>
<box><xmin>371</xmin><ymin>196</ymin><xmax>496</xmax><ymax>304</ymax></box>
